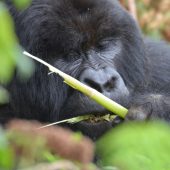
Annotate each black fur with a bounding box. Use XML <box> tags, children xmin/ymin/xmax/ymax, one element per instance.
<box><xmin>2</xmin><ymin>0</ymin><xmax>170</xmax><ymax>139</ymax></box>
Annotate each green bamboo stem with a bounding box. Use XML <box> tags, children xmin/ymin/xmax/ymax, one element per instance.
<box><xmin>23</xmin><ymin>51</ymin><xmax>128</xmax><ymax>118</ymax></box>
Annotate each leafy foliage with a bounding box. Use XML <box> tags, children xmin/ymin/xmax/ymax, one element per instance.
<box><xmin>0</xmin><ymin>128</ymin><xmax>14</xmax><ymax>170</ymax></box>
<box><xmin>12</xmin><ymin>0</ymin><xmax>32</xmax><ymax>9</ymax></box>
<box><xmin>97</xmin><ymin>121</ymin><xmax>170</xmax><ymax>170</ymax></box>
<box><xmin>0</xmin><ymin>86</ymin><xmax>9</xmax><ymax>104</ymax></box>
<box><xmin>0</xmin><ymin>0</ymin><xmax>34</xmax><ymax>103</ymax></box>
<box><xmin>0</xmin><ymin>2</ymin><xmax>18</xmax><ymax>83</ymax></box>
<box><xmin>122</xmin><ymin>0</ymin><xmax>170</xmax><ymax>41</ymax></box>
<box><xmin>137</xmin><ymin>0</ymin><xmax>170</xmax><ymax>41</ymax></box>
<box><xmin>0</xmin><ymin>0</ymin><xmax>33</xmax><ymax>168</ymax></box>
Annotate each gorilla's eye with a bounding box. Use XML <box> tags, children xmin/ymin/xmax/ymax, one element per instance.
<box><xmin>96</xmin><ymin>41</ymin><xmax>107</xmax><ymax>50</ymax></box>
<box><xmin>97</xmin><ymin>38</ymin><xmax>113</xmax><ymax>50</ymax></box>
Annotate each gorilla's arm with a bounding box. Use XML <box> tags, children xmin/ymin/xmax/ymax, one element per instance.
<box><xmin>127</xmin><ymin>40</ymin><xmax>170</xmax><ymax>121</ymax></box>
<box><xmin>127</xmin><ymin>87</ymin><xmax>170</xmax><ymax>121</ymax></box>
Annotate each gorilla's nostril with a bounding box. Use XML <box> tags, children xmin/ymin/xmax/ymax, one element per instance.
<box><xmin>104</xmin><ymin>77</ymin><xmax>117</xmax><ymax>92</ymax></box>
<box><xmin>80</xmin><ymin>67</ymin><xmax>119</xmax><ymax>94</ymax></box>
<box><xmin>84</xmin><ymin>78</ymin><xmax>103</xmax><ymax>93</ymax></box>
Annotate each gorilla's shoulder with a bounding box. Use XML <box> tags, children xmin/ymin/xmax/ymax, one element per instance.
<box><xmin>144</xmin><ymin>37</ymin><xmax>170</xmax><ymax>60</ymax></box>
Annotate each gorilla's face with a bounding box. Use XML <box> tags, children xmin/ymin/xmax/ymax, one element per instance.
<box><xmin>8</xmin><ymin>0</ymin><xmax>147</xmax><ymax>139</ymax></box>
<box><xmin>52</xmin><ymin>0</ymin><xmax>145</xmax><ymax>139</ymax></box>
<box><xmin>59</xmin><ymin>49</ymin><xmax>130</xmax><ymax>139</ymax></box>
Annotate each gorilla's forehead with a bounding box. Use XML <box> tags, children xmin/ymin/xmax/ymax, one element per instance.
<box><xmin>29</xmin><ymin>0</ymin><xmax>129</xmax><ymax>52</ymax></box>
<box><xmin>49</xmin><ymin>0</ymin><xmax>124</xmax><ymax>30</ymax></box>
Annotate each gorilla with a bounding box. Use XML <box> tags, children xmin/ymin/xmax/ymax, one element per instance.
<box><xmin>1</xmin><ymin>0</ymin><xmax>170</xmax><ymax>140</ymax></box>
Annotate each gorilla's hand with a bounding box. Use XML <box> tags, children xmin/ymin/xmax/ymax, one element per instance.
<box><xmin>126</xmin><ymin>93</ymin><xmax>170</xmax><ymax>121</ymax></box>
<box><xmin>126</xmin><ymin>103</ymin><xmax>152</xmax><ymax>121</ymax></box>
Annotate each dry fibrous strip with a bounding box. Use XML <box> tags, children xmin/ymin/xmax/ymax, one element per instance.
<box><xmin>38</xmin><ymin>114</ymin><xmax>117</xmax><ymax>129</ymax></box>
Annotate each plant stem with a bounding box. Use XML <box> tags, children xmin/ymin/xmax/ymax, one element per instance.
<box><xmin>23</xmin><ymin>51</ymin><xmax>128</xmax><ymax>118</ymax></box>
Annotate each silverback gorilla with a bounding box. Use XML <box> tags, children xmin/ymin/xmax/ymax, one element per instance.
<box><xmin>2</xmin><ymin>0</ymin><xmax>170</xmax><ymax>139</ymax></box>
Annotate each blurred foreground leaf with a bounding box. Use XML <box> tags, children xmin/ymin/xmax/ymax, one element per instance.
<box><xmin>0</xmin><ymin>2</ymin><xmax>34</xmax><ymax>84</ymax></box>
<box><xmin>12</xmin><ymin>0</ymin><xmax>32</xmax><ymax>10</ymax></box>
<box><xmin>0</xmin><ymin>86</ymin><xmax>9</xmax><ymax>104</ymax></box>
<box><xmin>97</xmin><ymin>121</ymin><xmax>170</xmax><ymax>170</ymax></box>
<box><xmin>0</xmin><ymin>128</ymin><xmax>14</xmax><ymax>170</ymax></box>
<box><xmin>0</xmin><ymin>2</ymin><xmax>16</xmax><ymax>83</ymax></box>
<box><xmin>7</xmin><ymin>131</ymin><xmax>47</xmax><ymax>167</ymax></box>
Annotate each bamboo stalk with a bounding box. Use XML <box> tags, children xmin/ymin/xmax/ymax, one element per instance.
<box><xmin>23</xmin><ymin>51</ymin><xmax>128</xmax><ymax>118</ymax></box>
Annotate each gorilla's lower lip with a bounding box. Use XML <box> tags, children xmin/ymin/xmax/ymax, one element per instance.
<box><xmin>69</xmin><ymin>119</ymin><xmax>121</xmax><ymax>140</ymax></box>
<box><xmin>78</xmin><ymin>120</ymin><xmax>113</xmax><ymax>128</ymax></box>
<box><xmin>80</xmin><ymin>119</ymin><xmax>115</xmax><ymax>126</ymax></box>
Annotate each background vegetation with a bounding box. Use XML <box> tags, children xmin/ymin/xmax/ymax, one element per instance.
<box><xmin>121</xmin><ymin>0</ymin><xmax>170</xmax><ymax>41</ymax></box>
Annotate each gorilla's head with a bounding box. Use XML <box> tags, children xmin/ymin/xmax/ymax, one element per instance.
<box><xmin>7</xmin><ymin>0</ymin><xmax>147</xmax><ymax>139</ymax></box>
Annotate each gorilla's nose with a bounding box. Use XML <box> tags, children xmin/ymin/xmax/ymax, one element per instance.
<box><xmin>80</xmin><ymin>67</ymin><xmax>118</xmax><ymax>93</ymax></box>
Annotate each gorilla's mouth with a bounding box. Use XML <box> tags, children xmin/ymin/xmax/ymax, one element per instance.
<box><xmin>76</xmin><ymin>112</ymin><xmax>123</xmax><ymax>130</ymax></box>
<box><xmin>64</xmin><ymin>112</ymin><xmax>123</xmax><ymax>140</ymax></box>
<box><xmin>60</xmin><ymin>94</ymin><xmax>127</xmax><ymax>139</ymax></box>
<box><xmin>78</xmin><ymin>113</ymin><xmax>117</xmax><ymax>124</ymax></box>
<box><xmin>83</xmin><ymin>113</ymin><xmax>116</xmax><ymax>124</ymax></box>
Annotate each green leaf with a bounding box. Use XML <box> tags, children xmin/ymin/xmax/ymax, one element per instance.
<box><xmin>0</xmin><ymin>2</ymin><xmax>34</xmax><ymax>83</ymax></box>
<box><xmin>0</xmin><ymin>2</ymin><xmax>17</xmax><ymax>83</ymax></box>
<box><xmin>0</xmin><ymin>86</ymin><xmax>9</xmax><ymax>104</ymax></box>
<box><xmin>12</xmin><ymin>0</ymin><xmax>32</xmax><ymax>10</ymax></box>
<box><xmin>15</xmin><ymin>47</ymin><xmax>35</xmax><ymax>81</ymax></box>
<box><xmin>43</xmin><ymin>151</ymin><xmax>61</xmax><ymax>163</ymax></box>
<box><xmin>0</xmin><ymin>49</ymin><xmax>15</xmax><ymax>83</ymax></box>
<box><xmin>0</xmin><ymin>128</ymin><xmax>14</xmax><ymax>170</ymax></box>
<box><xmin>97</xmin><ymin>121</ymin><xmax>170</xmax><ymax>170</ymax></box>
